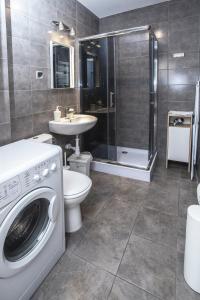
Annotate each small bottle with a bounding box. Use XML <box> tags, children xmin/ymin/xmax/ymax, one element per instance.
<box><xmin>54</xmin><ymin>106</ymin><xmax>61</xmax><ymax>121</ymax></box>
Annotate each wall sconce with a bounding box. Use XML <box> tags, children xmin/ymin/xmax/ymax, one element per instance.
<box><xmin>50</xmin><ymin>21</ymin><xmax>76</xmax><ymax>37</ymax></box>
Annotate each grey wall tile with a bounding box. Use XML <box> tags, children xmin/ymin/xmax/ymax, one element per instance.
<box><xmin>0</xmin><ymin>123</ymin><xmax>11</xmax><ymax>145</ymax></box>
<box><xmin>30</xmin><ymin>42</ymin><xmax>48</xmax><ymax>68</ymax></box>
<box><xmin>6</xmin><ymin>8</ymin><xmax>29</xmax><ymax>40</ymax></box>
<box><xmin>57</xmin><ymin>0</ymin><xmax>76</xmax><ymax>20</ymax></box>
<box><xmin>159</xmin><ymin>52</ymin><xmax>168</xmax><ymax>69</ymax></box>
<box><xmin>1</xmin><ymin>0</ymin><xmax>99</xmax><ymax>146</ymax></box>
<box><xmin>169</xmin><ymin>0</ymin><xmax>200</xmax><ymax>20</ymax></box>
<box><xmin>169</xmin><ymin>30</ymin><xmax>199</xmax><ymax>53</ymax></box>
<box><xmin>169</xmin><ymin>68</ymin><xmax>199</xmax><ymax>85</ymax></box>
<box><xmin>0</xmin><ymin>90</ymin><xmax>10</xmax><ymax>123</ymax></box>
<box><xmin>33</xmin><ymin>111</ymin><xmax>53</xmax><ymax>135</ymax></box>
<box><xmin>29</xmin><ymin>19</ymin><xmax>49</xmax><ymax>45</ymax></box>
<box><xmin>7</xmin><ymin>36</ymin><xmax>30</xmax><ymax>65</ymax></box>
<box><xmin>29</xmin><ymin>0</ymin><xmax>57</xmax><ymax>24</ymax></box>
<box><xmin>5</xmin><ymin>0</ymin><xmax>29</xmax><ymax>14</ymax></box>
<box><xmin>11</xmin><ymin>115</ymin><xmax>33</xmax><ymax>140</ymax></box>
<box><xmin>168</xmin><ymin>84</ymin><xmax>196</xmax><ymax>101</ymax></box>
<box><xmin>168</xmin><ymin>52</ymin><xmax>199</xmax><ymax>69</ymax></box>
<box><xmin>0</xmin><ymin>59</ymin><xmax>9</xmax><ymax>90</ymax></box>
<box><xmin>0</xmin><ymin>18</ymin><xmax>8</xmax><ymax>60</ymax></box>
<box><xmin>10</xmin><ymin>90</ymin><xmax>32</xmax><ymax>117</ymax></box>
<box><xmin>31</xmin><ymin>90</ymin><xmax>49</xmax><ymax>113</ymax></box>
<box><xmin>8</xmin><ymin>64</ymin><xmax>31</xmax><ymax>90</ymax></box>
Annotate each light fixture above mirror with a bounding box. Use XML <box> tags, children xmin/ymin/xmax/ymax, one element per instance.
<box><xmin>49</xmin><ymin>21</ymin><xmax>76</xmax><ymax>37</ymax></box>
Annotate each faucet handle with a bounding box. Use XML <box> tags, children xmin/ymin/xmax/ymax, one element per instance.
<box><xmin>66</xmin><ymin>107</ymin><xmax>75</xmax><ymax>119</ymax></box>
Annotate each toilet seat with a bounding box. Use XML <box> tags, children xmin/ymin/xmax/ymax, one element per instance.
<box><xmin>63</xmin><ymin>170</ymin><xmax>92</xmax><ymax>199</ymax></box>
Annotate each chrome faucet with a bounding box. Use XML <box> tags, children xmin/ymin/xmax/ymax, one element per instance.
<box><xmin>66</xmin><ymin>107</ymin><xmax>75</xmax><ymax>120</ymax></box>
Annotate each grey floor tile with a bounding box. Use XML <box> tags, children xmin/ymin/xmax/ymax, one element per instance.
<box><xmin>176</xmin><ymin>280</ymin><xmax>200</xmax><ymax>300</ymax></box>
<box><xmin>143</xmin><ymin>187</ymin><xmax>179</xmax><ymax>216</ymax></box>
<box><xmin>109</xmin><ymin>277</ymin><xmax>157</xmax><ymax>300</ymax></box>
<box><xmin>33</xmin><ymin>168</ymin><xmax>197</xmax><ymax>300</ymax></box>
<box><xmin>153</xmin><ymin>162</ymin><xmax>182</xmax><ymax>180</ymax></box>
<box><xmin>32</xmin><ymin>252</ymin><xmax>114</xmax><ymax>300</ymax></box>
<box><xmin>133</xmin><ymin>207</ymin><xmax>178</xmax><ymax>248</ymax></box>
<box><xmin>97</xmin><ymin>195</ymin><xmax>140</xmax><ymax>228</ymax></box>
<box><xmin>178</xmin><ymin>187</ymin><xmax>197</xmax><ymax>218</ymax></box>
<box><xmin>81</xmin><ymin>187</ymin><xmax>110</xmax><ymax>220</ymax></box>
<box><xmin>65</xmin><ymin>218</ymin><xmax>91</xmax><ymax>253</ymax></box>
<box><xmin>177</xmin><ymin>217</ymin><xmax>186</xmax><ymax>253</ymax></box>
<box><xmin>74</xmin><ymin>219</ymin><xmax>129</xmax><ymax>274</ymax></box>
<box><xmin>117</xmin><ymin>235</ymin><xmax>176</xmax><ymax>300</ymax></box>
<box><xmin>74</xmin><ymin>196</ymin><xmax>139</xmax><ymax>274</ymax></box>
<box><xmin>176</xmin><ymin>251</ymin><xmax>184</xmax><ymax>283</ymax></box>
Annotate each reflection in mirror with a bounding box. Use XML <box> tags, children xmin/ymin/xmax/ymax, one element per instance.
<box><xmin>50</xmin><ymin>41</ymin><xmax>74</xmax><ymax>89</ymax></box>
<box><xmin>81</xmin><ymin>40</ymin><xmax>101</xmax><ymax>89</ymax></box>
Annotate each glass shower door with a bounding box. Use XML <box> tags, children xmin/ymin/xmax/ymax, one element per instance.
<box><xmin>107</xmin><ymin>37</ymin><xmax>117</xmax><ymax>161</ymax></box>
<box><xmin>80</xmin><ymin>37</ymin><xmax>117</xmax><ymax>161</ymax></box>
<box><xmin>149</xmin><ymin>34</ymin><xmax>158</xmax><ymax>161</ymax></box>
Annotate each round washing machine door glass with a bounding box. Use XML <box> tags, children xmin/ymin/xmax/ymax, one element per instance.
<box><xmin>0</xmin><ymin>187</ymin><xmax>59</xmax><ymax>278</ymax></box>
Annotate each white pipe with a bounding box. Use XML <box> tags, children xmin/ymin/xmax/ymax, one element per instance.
<box><xmin>75</xmin><ymin>135</ymin><xmax>80</xmax><ymax>156</ymax></box>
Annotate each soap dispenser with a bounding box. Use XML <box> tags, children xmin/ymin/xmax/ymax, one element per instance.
<box><xmin>54</xmin><ymin>106</ymin><xmax>61</xmax><ymax>121</ymax></box>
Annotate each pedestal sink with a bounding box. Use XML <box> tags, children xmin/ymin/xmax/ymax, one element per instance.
<box><xmin>49</xmin><ymin>114</ymin><xmax>97</xmax><ymax>155</ymax></box>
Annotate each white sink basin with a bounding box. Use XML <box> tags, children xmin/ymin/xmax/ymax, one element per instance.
<box><xmin>49</xmin><ymin>114</ymin><xmax>97</xmax><ymax>135</ymax></box>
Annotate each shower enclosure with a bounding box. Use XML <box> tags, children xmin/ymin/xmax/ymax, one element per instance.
<box><xmin>79</xmin><ymin>26</ymin><xmax>158</xmax><ymax>181</ymax></box>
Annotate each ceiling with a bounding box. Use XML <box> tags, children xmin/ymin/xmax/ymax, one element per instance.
<box><xmin>78</xmin><ymin>0</ymin><xmax>168</xmax><ymax>18</ymax></box>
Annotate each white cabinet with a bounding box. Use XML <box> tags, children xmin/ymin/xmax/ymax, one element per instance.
<box><xmin>166</xmin><ymin>111</ymin><xmax>193</xmax><ymax>170</ymax></box>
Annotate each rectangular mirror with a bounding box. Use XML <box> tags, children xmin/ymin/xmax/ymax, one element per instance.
<box><xmin>50</xmin><ymin>41</ymin><xmax>74</xmax><ymax>89</ymax></box>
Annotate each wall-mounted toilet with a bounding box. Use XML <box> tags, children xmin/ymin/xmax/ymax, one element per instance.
<box><xmin>28</xmin><ymin>134</ymin><xmax>92</xmax><ymax>233</ymax></box>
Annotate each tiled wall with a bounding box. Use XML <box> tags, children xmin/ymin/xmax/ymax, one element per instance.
<box><xmin>0</xmin><ymin>0</ymin><xmax>11</xmax><ymax>145</ymax></box>
<box><xmin>0</xmin><ymin>0</ymin><xmax>99</xmax><ymax>145</ymax></box>
<box><xmin>100</xmin><ymin>0</ymin><xmax>200</xmax><ymax>158</ymax></box>
<box><xmin>1</xmin><ymin>0</ymin><xmax>200</xmax><ymax>163</ymax></box>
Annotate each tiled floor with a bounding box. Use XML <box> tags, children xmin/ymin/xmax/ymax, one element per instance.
<box><xmin>32</xmin><ymin>162</ymin><xmax>200</xmax><ymax>300</ymax></box>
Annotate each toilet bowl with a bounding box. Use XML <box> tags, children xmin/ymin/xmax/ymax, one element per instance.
<box><xmin>63</xmin><ymin>169</ymin><xmax>92</xmax><ymax>233</ymax></box>
<box><xmin>28</xmin><ymin>133</ymin><xmax>92</xmax><ymax>233</ymax></box>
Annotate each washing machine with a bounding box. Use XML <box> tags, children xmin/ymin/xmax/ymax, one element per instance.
<box><xmin>0</xmin><ymin>140</ymin><xmax>65</xmax><ymax>300</ymax></box>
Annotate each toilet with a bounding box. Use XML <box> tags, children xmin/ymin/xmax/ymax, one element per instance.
<box><xmin>28</xmin><ymin>133</ymin><xmax>92</xmax><ymax>233</ymax></box>
<box><xmin>63</xmin><ymin>170</ymin><xmax>92</xmax><ymax>232</ymax></box>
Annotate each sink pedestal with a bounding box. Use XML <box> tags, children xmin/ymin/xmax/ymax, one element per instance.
<box><xmin>75</xmin><ymin>135</ymin><xmax>80</xmax><ymax>156</ymax></box>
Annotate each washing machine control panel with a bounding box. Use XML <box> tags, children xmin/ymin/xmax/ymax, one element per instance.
<box><xmin>0</xmin><ymin>155</ymin><xmax>60</xmax><ymax>209</ymax></box>
<box><xmin>0</xmin><ymin>176</ymin><xmax>21</xmax><ymax>209</ymax></box>
<box><xmin>21</xmin><ymin>156</ymin><xmax>60</xmax><ymax>192</ymax></box>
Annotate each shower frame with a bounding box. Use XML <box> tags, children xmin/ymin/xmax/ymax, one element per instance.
<box><xmin>78</xmin><ymin>25</ymin><xmax>158</xmax><ymax>182</ymax></box>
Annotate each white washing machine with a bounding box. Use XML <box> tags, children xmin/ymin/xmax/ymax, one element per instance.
<box><xmin>0</xmin><ymin>140</ymin><xmax>65</xmax><ymax>300</ymax></box>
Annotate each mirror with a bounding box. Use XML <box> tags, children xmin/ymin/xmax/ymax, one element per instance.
<box><xmin>50</xmin><ymin>41</ymin><xmax>74</xmax><ymax>89</ymax></box>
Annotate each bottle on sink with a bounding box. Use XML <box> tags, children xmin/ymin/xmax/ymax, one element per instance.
<box><xmin>54</xmin><ymin>106</ymin><xmax>61</xmax><ymax>121</ymax></box>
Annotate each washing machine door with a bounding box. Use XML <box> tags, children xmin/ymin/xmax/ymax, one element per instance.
<box><xmin>0</xmin><ymin>187</ymin><xmax>59</xmax><ymax>278</ymax></box>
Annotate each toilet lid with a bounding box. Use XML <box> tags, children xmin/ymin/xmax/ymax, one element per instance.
<box><xmin>63</xmin><ymin>170</ymin><xmax>92</xmax><ymax>196</ymax></box>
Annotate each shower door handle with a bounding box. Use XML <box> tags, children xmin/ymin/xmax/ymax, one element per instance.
<box><xmin>110</xmin><ymin>92</ymin><xmax>114</xmax><ymax>108</ymax></box>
